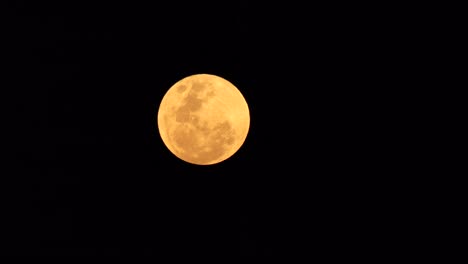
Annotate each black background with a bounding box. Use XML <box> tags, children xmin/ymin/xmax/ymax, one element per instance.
<box><xmin>4</xmin><ymin>1</ymin><xmax>413</xmax><ymax>257</ymax></box>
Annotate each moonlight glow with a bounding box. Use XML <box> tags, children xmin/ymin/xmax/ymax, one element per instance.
<box><xmin>157</xmin><ymin>74</ymin><xmax>250</xmax><ymax>165</ymax></box>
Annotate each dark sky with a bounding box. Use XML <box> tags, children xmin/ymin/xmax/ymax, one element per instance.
<box><xmin>4</xmin><ymin>1</ymin><xmax>407</xmax><ymax>257</ymax></box>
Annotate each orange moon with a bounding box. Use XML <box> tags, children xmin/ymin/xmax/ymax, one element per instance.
<box><xmin>157</xmin><ymin>73</ymin><xmax>250</xmax><ymax>165</ymax></box>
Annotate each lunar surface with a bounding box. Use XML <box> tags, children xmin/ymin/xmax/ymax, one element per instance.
<box><xmin>157</xmin><ymin>74</ymin><xmax>250</xmax><ymax>165</ymax></box>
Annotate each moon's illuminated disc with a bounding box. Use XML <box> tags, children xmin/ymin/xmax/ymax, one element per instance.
<box><xmin>157</xmin><ymin>74</ymin><xmax>250</xmax><ymax>165</ymax></box>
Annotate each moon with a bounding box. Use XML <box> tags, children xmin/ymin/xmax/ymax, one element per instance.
<box><xmin>157</xmin><ymin>73</ymin><xmax>250</xmax><ymax>165</ymax></box>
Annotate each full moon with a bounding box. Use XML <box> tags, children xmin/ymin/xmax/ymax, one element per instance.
<box><xmin>157</xmin><ymin>73</ymin><xmax>250</xmax><ymax>165</ymax></box>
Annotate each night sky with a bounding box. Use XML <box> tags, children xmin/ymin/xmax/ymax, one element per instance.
<box><xmin>4</xmin><ymin>1</ymin><xmax>406</xmax><ymax>257</ymax></box>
